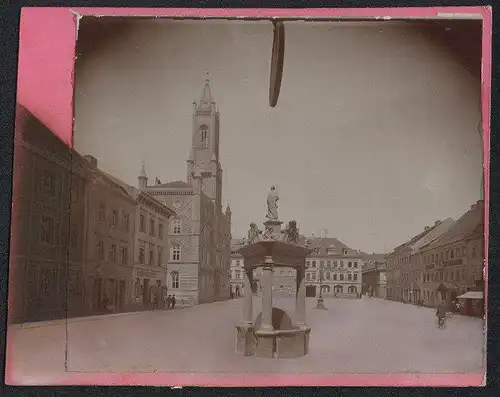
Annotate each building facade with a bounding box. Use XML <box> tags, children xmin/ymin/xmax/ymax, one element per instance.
<box><xmin>361</xmin><ymin>254</ymin><xmax>387</xmax><ymax>298</ymax></box>
<box><xmin>386</xmin><ymin>218</ymin><xmax>455</xmax><ymax>303</ymax></box>
<box><xmin>82</xmin><ymin>155</ymin><xmax>137</xmax><ymax>315</ymax></box>
<box><xmin>144</xmin><ymin>80</ymin><xmax>232</xmax><ymax>306</ymax></box>
<box><xmin>9</xmin><ymin>105</ymin><xmax>89</xmax><ymax>323</ymax></box>
<box><xmin>417</xmin><ymin>201</ymin><xmax>484</xmax><ymax>309</ymax></box>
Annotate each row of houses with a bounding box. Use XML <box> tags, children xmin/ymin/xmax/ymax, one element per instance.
<box><xmin>9</xmin><ymin>99</ymin><xmax>232</xmax><ymax>324</ymax></box>
<box><xmin>230</xmin><ymin>235</ymin><xmax>365</xmax><ymax>298</ymax></box>
<box><xmin>384</xmin><ymin>201</ymin><xmax>485</xmax><ymax>316</ymax></box>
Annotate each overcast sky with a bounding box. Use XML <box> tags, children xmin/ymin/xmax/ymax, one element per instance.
<box><xmin>73</xmin><ymin>19</ymin><xmax>483</xmax><ymax>254</ymax></box>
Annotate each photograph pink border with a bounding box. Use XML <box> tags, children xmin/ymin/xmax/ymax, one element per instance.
<box><xmin>8</xmin><ymin>6</ymin><xmax>492</xmax><ymax>387</ymax></box>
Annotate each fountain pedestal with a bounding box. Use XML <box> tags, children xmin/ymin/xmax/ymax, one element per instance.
<box><xmin>235</xmin><ymin>219</ymin><xmax>312</xmax><ymax>359</ymax></box>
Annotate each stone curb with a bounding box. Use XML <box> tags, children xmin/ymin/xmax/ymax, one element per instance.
<box><xmin>11</xmin><ymin>307</ymin><xmax>192</xmax><ymax>330</ymax></box>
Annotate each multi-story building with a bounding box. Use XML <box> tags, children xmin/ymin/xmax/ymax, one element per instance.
<box><xmin>82</xmin><ymin>155</ymin><xmax>137</xmax><ymax>315</ymax></box>
<box><xmin>144</xmin><ymin>80</ymin><xmax>232</xmax><ymax>305</ymax></box>
<box><xmin>386</xmin><ymin>218</ymin><xmax>455</xmax><ymax>302</ymax></box>
<box><xmin>305</xmin><ymin>238</ymin><xmax>363</xmax><ymax>298</ymax></box>
<box><xmin>361</xmin><ymin>254</ymin><xmax>387</xmax><ymax>298</ymax></box>
<box><xmin>230</xmin><ymin>236</ymin><xmax>363</xmax><ymax>298</ymax></box>
<box><xmin>83</xmin><ymin>157</ymin><xmax>177</xmax><ymax>313</ymax></box>
<box><xmin>9</xmin><ymin>105</ymin><xmax>89</xmax><ymax>323</ymax></box>
<box><xmin>418</xmin><ymin>201</ymin><xmax>484</xmax><ymax>310</ymax></box>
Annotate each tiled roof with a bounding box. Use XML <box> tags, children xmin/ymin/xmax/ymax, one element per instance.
<box><xmin>423</xmin><ymin>202</ymin><xmax>484</xmax><ymax>250</ymax></box>
<box><xmin>151</xmin><ymin>180</ymin><xmax>193</xmax><ymax>189</ymax></box>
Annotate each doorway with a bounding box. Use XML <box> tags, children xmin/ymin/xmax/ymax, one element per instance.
<box><xmin>143</xmin><ymin>279</ymin><xmax>150</xmax><ymax>307</ymax></box>
<box><xmin>306</xmin><ymin>285</ymin><xmax>316</xmax><ymax>297</ymax></box>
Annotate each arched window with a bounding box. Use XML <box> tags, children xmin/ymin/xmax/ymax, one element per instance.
<box><xmin>321</xmin><ymin>285</ymin><xmax>330</xmax><ymax>293</ymax></box>
<box><xmin>171</xmin><ymin>271</ymin><xmax>179</xmax><ymax>289</ymax></box>
<box><xmin>200</xmin><ymin>125</ymin><xmax>208</xmax><ymax>148</ymax></box>
<box><xmin>171</xmin><ymin>244</ymin><xmax>181</xmax><ymax>261</ymax></box>
<box><xmin>348</xmin><ymin>285</ymin><xmax>358</xmax><ymax>293</ymax></box>
<box><xmin>171</xmin><ymin>218</ymin><xmax>182</xmax><ymax>235</ymax></box>
<box><xmin>334</xmin><ymin>285</ymin><xmax>343</xmax><ymax>293</ymax></box>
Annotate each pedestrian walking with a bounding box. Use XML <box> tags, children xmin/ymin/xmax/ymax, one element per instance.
<box><xmin>171</xmin><ymin>294</ymin><xmax>177</xmax><ymax>309</ymax></box>
<box><xmin>152</xmin><ymin>295</ymin><xmax>159</xmax><ymax>310</ymax></box>
<box><xmin>166</xmin><ymin>294</ymin><xmax>172</xmax><ymax>309</ymax></box>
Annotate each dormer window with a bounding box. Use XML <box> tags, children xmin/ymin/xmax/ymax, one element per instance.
<box><xmin>200</xmin><ymin>125</ymin><xmax>208</xmax><ymax>148</ymax></box>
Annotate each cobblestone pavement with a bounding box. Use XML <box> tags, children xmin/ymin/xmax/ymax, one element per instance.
<box><xmin>7</xmin><ymin>296</ymin><xmax>485</xmax><ymax>383</ymax></box>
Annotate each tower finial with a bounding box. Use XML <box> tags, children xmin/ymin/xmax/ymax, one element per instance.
<box><xmin>199</xmin><ymin>76</ymin><xmax>214</xmax><ymax>105</ymax></box>
<box><xmin>140</xmin><ymin>161</ymin><xmax>147</xmax><ymax>178</ymax></box>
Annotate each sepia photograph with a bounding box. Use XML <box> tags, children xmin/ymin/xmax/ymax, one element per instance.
<box><xmin>6</xmin><ymin>10</ymin><xmax>489</xmax><ymax>386</ymax></box>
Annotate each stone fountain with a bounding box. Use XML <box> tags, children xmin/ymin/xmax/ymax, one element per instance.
<box><xmin>235</xmin><ymin>186</ymin><xmax>312</xmax><ymax>358</ymax></box>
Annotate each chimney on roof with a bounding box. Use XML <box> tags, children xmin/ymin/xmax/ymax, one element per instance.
<box><xmin>434</xmin><ymin>220</ymin><xmax>441</xmax><ymax>226</ymax></box>
<box><xmin>424</xmin><ymin>226</ymin><xmax>430</xmax><ymax>231</ymax></box>
<box><xmin>471</xmin><ymin>204</ymin><xmax>477</xmax><ymax>210</ymax></box>
<box><xmin>83</xmin><ymin>155</ymin><xmax>98</xmax><ymax>168</ymax></box>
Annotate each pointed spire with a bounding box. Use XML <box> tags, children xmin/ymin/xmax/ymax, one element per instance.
<box><xmin>199</xmin><ymin>78</ymin><xmax>214</xmax><ymax>106</ymax></box>
<box><xmin>139</xmin><ymin>161</ymin><xmax>147</xmax><ymax>178</ymax></box>
<box><xmin>225</xmin><ymin>204</ymin><xmax>232</xmax><ymax>215</ymax></box>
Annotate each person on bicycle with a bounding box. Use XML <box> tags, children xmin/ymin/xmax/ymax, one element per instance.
<box><xmin>436</xmin><ymin>304</ymin><xmax>446</xmax><ymax>326</ymax></box>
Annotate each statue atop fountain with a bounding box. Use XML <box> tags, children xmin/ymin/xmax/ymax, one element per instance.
<box><xmin>235</xmin><ymin>188</ymin><xmax>312</xmax><ymax>359</ymax></box>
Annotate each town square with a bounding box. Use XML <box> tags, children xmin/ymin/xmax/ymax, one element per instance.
<box><xmin>6</xmin><ymin>17</ymin><xmax>485</xmax><ymax>382</ymax></box>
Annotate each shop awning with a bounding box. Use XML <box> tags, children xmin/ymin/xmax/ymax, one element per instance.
<box><xmin>457</xmin><ymin>291</ymin><xmax>484</xmax><ymax>300</ymax></box>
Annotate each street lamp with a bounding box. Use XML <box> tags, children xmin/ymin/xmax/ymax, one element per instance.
<box><xmin>315</xmin><ymin>262</ymin><xmax>327</xmax><ymax>310</ymax></box>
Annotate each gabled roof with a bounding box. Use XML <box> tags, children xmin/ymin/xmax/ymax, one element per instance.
<box><xmin>151</xmin><ymin>180</ymin><xmax>193</xmax><ymax>190</ymax></box>
<box><xmin>95</xmin><ymin>170</ymin><xmax>175</xmax><ymax>215</ymax></box>
<box><xmin>305</xmin><ymin>237</ymin><xmax>353</xmax><ymax>256</ymax></box>
<box><xmin>422</xmin><ymin>202</ymin><xmax>484</xmax><ymax>250</ymax></box>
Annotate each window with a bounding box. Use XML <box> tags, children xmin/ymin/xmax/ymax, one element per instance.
<box><xmin>149</xmin><ymin>219</ymin><xmax>155</xmax><ymax>236</ymax></box>
<box><xmin>172</xmin><ymin>219</ymin><xmax>182</xmax><ymax>235</ymax></box>
<box><xmin>41</xmin><ymin>170</ymin><xmax>56</xmax><ymax>196</ymax></box>
<box><xmin>327</xmin><ymin>261</ymin><xmax>331</xmax><ymax>268</ymax></box>
<box><xmin>41</xmin><ymin>215</ymin><xmax>55</xmax><ymax>244</ymax></box>
<box><xmin>280</xmin><ymin>270</ymin><xmax>284</xmax><ymax>275</ymax></box>
<box><xmin>158</xmin><ymin>251</ymin><xmax>163</xmax><ymax>266</ymax></box>
<box><xmin>171</xmin><ymin>271</ymin><xmax>180</xmax><ymax>289</ymax></box>
<box><xmin>312</xmin><ymin>272</ymin><xmax>316</xmax><ymax>280</ymax></box>
<box><xmin>333</xmin><ymin>274</ymin><xmax>337</xmax><ymax>280</ymax></box>
<box><xmin>71</xmin><ymin>178</ymin><xmax>80</xmax><ymax>203</ymax></box>
<box><xmin>111</xmin><ymin>209</ymin><xmax>118</xmax><ymax>227</ymax></box>
<box><xmin>348</xmin><ymin>262</ymin><xmax>352</xmax><ymax>268</ymax></box>
<box><xmin>456</xmin><ymin>248</ymin><xmax>460</xmax><ymax>258</ymax></box>
<box><xmin>440</xmin><ymin>252</ymin><xmax>443</xmax><ymax>261</ymax></box>
<box><xmin>122</xmin><ymin>213</ymin><xmax>130</xmax><ymax>231</ymax></box>
<box><xmin>326</xmin><ymin>272</ymin><xmax>331</xmax><ymax>280</ymax></box>
<box><xmin>348</xmin><ymin>273</ymin><xmax>352</xmax><ymax>281</ymax></box>
<box><xmin>97</xmin><ymin>241</ymin><xmax>104</xmax><ymax>261</ymax></box>
<box><xmin>334</xmin><ymin>285</ymin><xmax>343</xmax><ymax>293</ymax></box>
<box><xmin>472</xmin><ymin>247</ymin><xmax>476</xmax><ymax>258</ymax></box>
<box><xmin>354</xmin><ymin>261</ymin><xmax>358</xmax><ymax>268</ymax></box>
<box><xmin>340</xmin><ymin>261</ymin><xmax>344</xmax><ymax>268</ymax></box>
<box><xmin>69</xmin><ymin>222</ymin><xmax>78</xmax><ymax>248</ymax></box>
<box><xmin>348</xmin><ymin>286</ymin><xmax>358</xmax><ymax>293</ymax></box>
<box><xmin>139</xmin><ymin>247</ymin><xmax>145</xmax><ymax>264</ymax></box>
<box><xmin>306</xmin><ymin>273</ymin><xmax>311</xmax><ymax>280</ymax></box>
<box><xmin>171</xmin><ymin>244</ymin><xmax>181</xmax><ymax>261</ymax></box>
<box><xmin>462</xmin><ymin>247</ymin><xmax>467</xmax><ymax>256</ymax></box>
<box><xmin>354</xmin><ymin>273</ymin><xmax>358</xmax><ymax>281</ymax></box>
<box><xmin>200</xmin><ymin>125</ymin><xmax>208</xmax><ymax>148</ymax></box>
<box><xmin>334</xmin><ymin>260</ymin><xmax>338</xmax><ymax>267</ymax></box>
<box><xmin>139</xmin><ymin>214</ymin><xmax>145</xmax><ymax>232</ymax></box>
<box><xmin>320</xmin><ymin>261</ymin><xmax>324</xmax><ymax>267</ymax></box>
<box><xmin>98</xmin><ymin>203</ymin><xmax>106</xmax><ymax>222</ymax></box>
<box><xmin>236</xmin><ymin>260</ymin><xmax>241</xmax><ymax>267</ymax></box>
<box><xmin>450</xmin><ymin>249</ymin><xmax>454</xmax><ymax>259</ymax></box>
<box><xmin>312</xmin><ymin>261</ymin><xmax>316</xmax><ymax>268</ymax></box>
<box><xmin>121</xmin><ymin>246</ymin><xmax>128</xmax><ymax>265</ymax></box>
<box><xmin>340</xmin><ymin>274</ymin><xmax>344</xmax><ymax>281</ymax></box>
<box><xmin>158</xmin><ymin>223</ymin><xmax>164</xmax><ymax>239</ymax></box>
<box><xmin>134</xmin><ymin>278</ymin><xmax>141</xmax><ymax>297</ymax></box>
<box><xmin>110</xmin><ymin>244</ymin><xmax>117</xmax><ymax>262</ymax></box>
<box><xmin>305</xmin><ymin>261</ymin><xmax>310</xmax><ymax>268</ymax></box>
<box><xmin>149</xmin><ymin>249</ymin><xmax>154</xmax><ymax>265</ymax></box>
